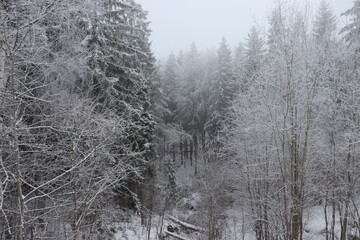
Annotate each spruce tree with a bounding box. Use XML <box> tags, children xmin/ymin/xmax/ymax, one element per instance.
<box><xmin>314</xmin><ymin>0</ymin><xmax>337</xmax><ymax>46</ymax></box>
<box><xmin>162</xmin><ymin>52</ymin><xmax>179</xmax><ymax>124</ymax></box>
<box><xmin>243</xmin><ymin>27</ymin><xmax>264</xmax><ymax>93</ymax></box>
<box><xmin>89</xmin><ymin>0</ymin><xmax>156</xmax><ymax>222</ymax></box>
<box><xmin>206</xmin><ymin>37</ymin><xmax>234</xmax><ymax>138</ymax></box>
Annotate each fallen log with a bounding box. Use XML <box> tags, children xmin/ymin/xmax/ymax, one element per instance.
<box><xmin>164</xmin><ymin>230</ymin><xmax>191</xmax><ymax>240</ymax></box>
<box><xmin>166</xmin><ymin>214</ymin><xmax>207</xmax><ymax>233</ymax></box>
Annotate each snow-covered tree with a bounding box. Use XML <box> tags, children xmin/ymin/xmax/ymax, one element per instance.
<box><xmin>314</xmin><ymin>0</ymin><xmax>337</xmax><ymax>46</ymax></box>
<box><xmin>176</xmin><ymin>43</ymin><xmax>202</xmax><ymax>133</ymax></box>
<box><xmin>341</xmin><ymin>0</ymin><xmax>360</xmax><ymax>48</ymax></box>
<box><xmin>310</xmin><ymin>3</ymin><xmax>340</xmax><ymax>238</ymax></box>
<box><xmin>243</xmin><ymin>27</ymin><xmax>265</xmax><ymax>93</ymax></box>
<box><xmin>233</xmin><ymin>42</ymin><xmax>245</xmax><ymax>93</ymax></box>
<box><xmin>228</xmin><ymin>6</ymin><xmax>318</xmax><ymax>239</ymax></box>
<box><xmin>206</xmin><ymin>37</ymin><xmax>234</xmax><ymax>139</ymax></box>
<box><xmin>0</xmin><ymin>0</ymin><xmax>158</xmax><ymax>238</ymax></box>
<box><xmin>162</xmin><ymin>52</ymin><xmax>180</xmax><ymax>124</ymax></box>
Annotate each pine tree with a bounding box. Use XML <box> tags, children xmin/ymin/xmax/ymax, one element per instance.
<box><xmin>90</xmin><ymin>0</ymin><xmax>158</xmax><ymax>228</ymax></box>
<box><xmin>206</xmin><ymin>37</ymin><xmax>234</xmax><ymax>138</ymax></box>
<box><xmin>268</xmin><ymin>5</ymin><xmax>286</xmax><ymax>55</ymax></box>
<box><xmin>233</xmin><ymin>42</ymin><xmax>245</xmax><ymax>93</ymax></box>
<box><xmin>176</xmin><ymin>43</ymin><xmax>202</xmax><ymax>133</ymax></box>
<box><xmin>162</xmin><ymin>52</ymin><xmax>179</xmax><ymax>124</ymax></box>
<box><xmin>313</xmin><ymin>0</ymin><xmax>337</xmax><ymax>55</ymax></box>
<box><xmin>243</xmin><ymin>27</ymin><xmax>264</xmax><ymax>93</ymax></box>
<box><xmin>91</xmin><ymin>0</ymin><xmax>154</xmax><ymax>162</ymax></box>
<box><xmin>341</xmin><ymin>0</ymin><xmax>360</xmax><ymax>48</ymax></box>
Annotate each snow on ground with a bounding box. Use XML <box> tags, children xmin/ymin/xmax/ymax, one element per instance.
<box><xmin>114</xmin><ymin>213</ymin><xmax>206</xmax><ymax>240</ymax></box>
<box><xmin>303</xmin><ymin>206</ymin><xmax>342</xmax><ymax>240</ymax></box>
<box><xmin>223</xmin><ymin>206</ymin><xmax>345</xmax><ymax>240</ymax></box>
<box><xmin>303</xmin><ymin>206</ymin><xmax>327</xmax><ymax>239</ymax></box>
<box><xmin>114</xmin><ymin>216</ymin><xmax>158</xmax><ymax>240</ymax></box>
<box><xmin>113</xmin><ymin>204</ymin><xmax>358</xmax><ymax>240</ymax></box>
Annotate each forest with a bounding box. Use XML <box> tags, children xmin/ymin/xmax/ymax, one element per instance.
<box><xmin>0</xmin><ymin>0</ymin><xmax>359</xmax><ymax>239</ymax></box>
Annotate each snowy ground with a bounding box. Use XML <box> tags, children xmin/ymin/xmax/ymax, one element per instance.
<box><xmin>113</xmin><ymin>204</ymin><xmax>359</xmax><ymax>240</ymax></box>
<box><xmin>303</xmin><ymin>206</ymin><xmax>338</xmax><ymax>240</ymax></box>
<box><xmin>113</xmin><ymin>214</ymin><xmax>204</xmax><ymax>240</ymax></box>
<box><xmin>114</xmin><ymin>216</ymin><xmax>157</xmax><ymax>240</ymax></box>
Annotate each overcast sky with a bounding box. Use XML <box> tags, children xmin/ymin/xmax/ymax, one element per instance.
<box><xmin>136</xmin><ymin>0</ymin><xmax>354</xmax><ymax>61</ymax></box>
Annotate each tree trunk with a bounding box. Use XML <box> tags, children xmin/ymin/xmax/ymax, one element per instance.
<box><xmin>330</xmin><ymin>133</ymin><xmax>336</xmax><ymax>240</ymax></box>
<box><xmin>0</xmin><ymin>46</ymin><xmax>5</xmax><ymax>90</ymax></box>
<box><xmin>71</xmin><ymin>156</ymin><xmax>79</xmax><ymax>240</ymax></box>
<box><xmin>340</xmin><ymin>141</ymin><xmax>355</xmax><ymax>240</ymax></box>
<box><xmin>0</xmin><ymin>44</ymin><xmax>4</xmax><ymax>231</ymax></box>
<box><xmin>11</xmin><ymin>58</ymin><xmax>24</xmax><ymax>240</ymax></box>
<box><xmin>194</xmin><ymin>135</ymin><xmax>197</xmax><ymax>175</ymax></box>
<box><xmin>324</xmin><ymin>195</ymin><xmax>329</xmax><ymax>240</ymax></box>
<box><xmin>14</xmin><ymin>125</ymin><xmax>24</xmax><ymax>240</ymax></box>
<box><xmin>208</xmin><ymin>194</ymin><xmax>217</xmax><ymax>240</ymax></box>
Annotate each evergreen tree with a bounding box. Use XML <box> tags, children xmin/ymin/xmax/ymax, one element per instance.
<box><xmin>162</xmin><ymin>52</ymin><xmax>179</xmax><ymax>124</ymax></box>
<box><xmin>176</xmin><ymin>43</ymin><xmax>202</xmax><ymax>133</ymax></box>
<box><xmin>206</xmin><ymin>37</ymin><xmax>234</xmax><ymax>138</ymax></box>
<box><xmin>91</xmin><ymin>0</ymin><xmax>154</xmax><ymax>166</ymax></box>
<box><xmin>233</xmin><ymin>42</ymin><xmax>245</xmax><ymax>93</ymax></box>
<box><xmin>268</xmin><ymin>5</ymin><xmax>286</xmax><ymax>55</ymax></box>
<box><xmin>341</xmin><ymin>0</ymin><xmax>360</xmax><ymax>48</ymax></box>
<box><xmin>90</xmin><ymin>0</ymin><xmax>156</xmax><ymax>222</ymax></box>
<box><xmin>243</xmin><ymin>27</ymin><xmax>264</xmax><ymax>93</ymax></box>
<box><xmin>313</xmin><ymin>0</ymin><xmax>337</xmax><ymax>46</ymax></box>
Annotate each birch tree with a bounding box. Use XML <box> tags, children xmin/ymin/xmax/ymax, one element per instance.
<box><xmin>227</xmin><ymin>4</ymin><xmax>317</xmax><ymax>239</ymax></box>
<box><xmin>311</xmin><ymin>2</ymin><xmax>339</xmax><ymax>239</ymax></box>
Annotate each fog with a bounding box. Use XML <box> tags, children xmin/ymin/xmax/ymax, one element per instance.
<box><xmin>136</xmin><ymin>0</ymin><xmax>353</xmax><ymax>60</ymax></box>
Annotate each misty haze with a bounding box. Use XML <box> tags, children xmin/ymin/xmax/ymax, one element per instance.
<box><xmin>0</xmin><ymin>0</ymin><xmax>359</xmax><ymax>240</ymax></box>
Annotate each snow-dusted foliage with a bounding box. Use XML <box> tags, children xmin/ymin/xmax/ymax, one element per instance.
<box><xmin>156</xmin><ymin>2</ymin><xmax>360</xmax><ymax>240</ymax></box>
<box><xmin>1</xmin><ymin>0</ymin><xmax>360</xmax><ymax>240</ymax></box>
<box><xmin>0</xmin><ymin>0</ymin><xmax>156</xmax><ymax>239</ymax></box>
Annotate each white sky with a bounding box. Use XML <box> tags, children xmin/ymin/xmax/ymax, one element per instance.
<box><xmin>136</xmin><ymin>0</ymin><xmax>354</xmax><ymax>61</ymax></box>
